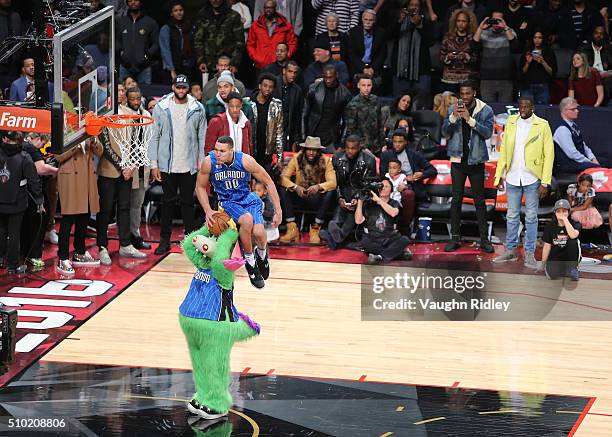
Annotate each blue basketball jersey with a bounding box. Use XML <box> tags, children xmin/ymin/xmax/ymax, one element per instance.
<box><xmin>179</xmin><ymin>268</ymin><xmax>239</xmax><ymax>321</ymax></box>
<box><xmin>209</xmin><ymin>151</ymin><xmax>251</xmax><ymax>203</ymax></box>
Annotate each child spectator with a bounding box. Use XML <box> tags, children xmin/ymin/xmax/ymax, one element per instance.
<box><xmin>385</xmin><ymin>159</ymin><xmax>408</xmax><ymax>203</ymax></box>
<box><xmin>567</xmin><ymin>173</ymin><xmax>603</xmax><ymax>229</ymax></box>
<box><xmin>254</xmin><ymin>180</ymin><xmax>278</xmax><ymax>242</ymax></box>
<box><xmin>540</xmin><ymin>199</ymin><xmax>582</xmax><ymax>281</ymax></box>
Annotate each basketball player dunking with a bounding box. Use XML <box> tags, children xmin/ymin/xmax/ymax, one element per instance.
<box><xmin>196</xmin><ymin>136</ymin><xmax>282</xmax><ymax>288</ymax></box>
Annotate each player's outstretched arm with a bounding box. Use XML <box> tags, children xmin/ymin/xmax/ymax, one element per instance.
<box><xmin>243</xmin><ymin>154</ymin><xmax>282</xmax><ymax>227</ymax></box>
<box><xmin>196</xmin><ymin>156</ymin><xmax>217</xmax><ymax>227</ymax></box>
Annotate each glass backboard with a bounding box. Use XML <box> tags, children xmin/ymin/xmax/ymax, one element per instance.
<box><xmin>53</xmin><ymin>6</ymin><xmax>115</xmax><ymax>150</ymax></box>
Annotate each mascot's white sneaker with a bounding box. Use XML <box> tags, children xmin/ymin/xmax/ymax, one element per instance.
<box><xmin>187</xmin><ymin>400</ymin><xmax>228</xmax><ymax>420</ymax></box>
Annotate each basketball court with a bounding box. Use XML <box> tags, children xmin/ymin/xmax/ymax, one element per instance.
<box><xmin>0</xmin><ymin>4</ymin><xmax>611</xmax><ymax>437</ymax></box>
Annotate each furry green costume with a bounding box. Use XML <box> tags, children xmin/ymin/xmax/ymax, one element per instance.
<box><xmin>179</xmin><ymin>225</ymin><xmax>260</xmax><ymax>420</ymax></box>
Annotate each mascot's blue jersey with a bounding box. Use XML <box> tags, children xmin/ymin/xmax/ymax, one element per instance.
<box><xmin>179</xmin><ymin>268</ymin><xmax>239</xmax><ymax>321</ymax></box>
<box><xmin>210</xmin><ymin>151</ymin><xmax>251</xmax><ymax>203</ymax></box>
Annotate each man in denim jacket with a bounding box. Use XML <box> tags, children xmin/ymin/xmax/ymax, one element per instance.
<box><xmin>441</xmin><ymin>81</ymin><xmax>495</xmax><ymax>253</ymax></box>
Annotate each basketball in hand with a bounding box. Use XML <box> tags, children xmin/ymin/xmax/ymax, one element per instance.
<box><xmin>209</xmin><ymin>211</ymin><xmax>231</xmax><ymax>237</ymax></box>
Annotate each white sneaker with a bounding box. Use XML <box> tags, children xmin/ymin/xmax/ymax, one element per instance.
<box><xmin>45</xmin><ymin>229</ymin><xmax>59</xmax><ymax>245</ymax></box>
<box><xmin>99</xmin><ymin>247</ymin><xmax>112</xmax><ymax>265</ymax></box>
<box><xmin>119</xmin><ymin>244</ymin><xmax>147</xmax><ymax>259</ymax></box>
<box><xmin>72</xmin><ymin>251</ymin><xmax>100</xmax><ymax>266</ymax></box>
<box><xmin>56</xmin><ymin>259</ymin><xmax>75</xmax><ymax>275</ymax></box>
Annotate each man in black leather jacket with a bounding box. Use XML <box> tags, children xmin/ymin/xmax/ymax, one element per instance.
<box><xmin>320</xmin><ymin>135</ymin><xmax>377</xmax><ymax>249</ymax></box>
<box><xmin>302</xmin><ymin>65</ymin><xmax>352</xmax><ymax>153</ymax></box>
<box><xmin>273</xmin><ymin>61</ymin><xmax>303</xmax><ymax>151</ymax></box>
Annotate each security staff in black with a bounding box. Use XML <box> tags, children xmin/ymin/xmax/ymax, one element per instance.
<box><xmin>0</xmin><ymin>131</ymin><xmax>43</xmax><ymax>274</ymax></box>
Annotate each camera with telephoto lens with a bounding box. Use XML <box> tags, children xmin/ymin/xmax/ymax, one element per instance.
<box><xmin>486</xmin><ymin>18</ymin><xmax>500</xmax><ymax>26</ymax></box>
<box><xmin>349</xmin><ymin>161</ymin><xmax>383</xmax><ymax>200</ymax></box>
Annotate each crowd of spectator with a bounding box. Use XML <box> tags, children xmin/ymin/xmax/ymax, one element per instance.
<box><xmin>1</xmin><ymin>0</ymin><xmax>611</xmax><ymax>274</ymax></box>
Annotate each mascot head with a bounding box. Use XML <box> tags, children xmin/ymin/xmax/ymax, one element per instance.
<box><xmin>182</xmin><ymin>222</ymin><xmax>243</xmax><ymax>290</ymax></box>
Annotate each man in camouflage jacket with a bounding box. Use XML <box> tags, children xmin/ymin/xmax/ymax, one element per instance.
<box><xmin>195</xmin><ymin>0</ymin><xmax>245</xmax><ymax>74</ymax></box>
<box><xmin>343</xmin><ymin>74</ymin><xmax>384</xmax><ymax>155</ymax></box>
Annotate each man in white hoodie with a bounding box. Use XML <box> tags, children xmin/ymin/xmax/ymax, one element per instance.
<box><xmin>148</xmin><ymin>74</ymin><xmax>208</xmax><ymax>254</ymax></box>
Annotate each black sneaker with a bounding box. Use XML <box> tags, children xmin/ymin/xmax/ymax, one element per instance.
<box><xmin>444</xmin><ymin>240</ymin><xmax>461</xmax><ymax>252</ymax></box>
<box><xmin>154</xmin><ymin>241</ymin><xmax>171</xmax><ymax>255</ymax></box>
<box><xmin>187</xmin><ymin>399</ymin><xmax>228</xmax><ymax>420</ymax></box>
<box><xmin>132</xmin><ymin>235</ymin><xmax>151</xmax><ymax>250</ymax></box>
<box><xmin>245</xmin><ymin>261</ymin><xmax>265</xmax><ymax>289</ymax></box>
<box><xmin>255</xmin><ymin>251</ymin><xmax>270</xmax><ymax>280</ymax></box>
<box><xmin>400</xmin><ymin>250</ymin><xmax>413</xmax><ymax>261</ymax></box>
<box><xmin>480</xmin><ymin>240</ymin><xmax>494</xmax><ymax>253</ymax></box>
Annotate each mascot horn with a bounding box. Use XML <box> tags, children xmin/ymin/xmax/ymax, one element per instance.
<box><xmin>179</xmin><ymin>221</ymin><xmax>260</xmax><ymax>422</ymax></box>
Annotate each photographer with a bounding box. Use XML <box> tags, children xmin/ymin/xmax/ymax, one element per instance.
<box><xmin>355</xmin><ymin>178</ymin><xmax>412</xmax><ymax>264</ymax></box>
<box><xmin>321</xmin><ymin>135</ymin><xmax>376</xmax><ymax>250</ymax></box>
<box><xmin>279</xmin><ymin>136</ymin><xmax>337</xmax><ymax>244</ymax></box>
<box><xmin>473</xmin><ymin>10</ymin><xmax>520</xmax><ymax>103</ymax></box>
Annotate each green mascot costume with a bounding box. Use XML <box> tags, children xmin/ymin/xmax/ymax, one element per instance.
<box><xmin>179</xmin><ymin>223</ymin><xmax>260</xmax><ymax>421</ymax></box>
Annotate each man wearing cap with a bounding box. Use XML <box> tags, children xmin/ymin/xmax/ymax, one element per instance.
<box><xmin>540</xmin><ymin>199</ymin><xmax>582</xmax><ymax>281</ymax></box>
<box><xmin>493</xmin><ymin>95</ymin><xmax>554</xmax><ymax>269</ymax></box>
<box><xmin>303</xmin><ymin>40</ymin><xmax>350</xmax><ymax>88</ymax></box>
<box><xmin>148</xmin><ymin>74</ymin><xmax>207</xmax><ymax>254</ymax></box>
<box><xmin>302</xmin><ymin>65</ymin><xmax>352</xmax><ymax>153</ymax></box>
<box><xmin>279</xmin><ymin>136</ymin><xmax>337</xmax><ymax>243</ymax></box>
<box><xmin>204</xmin><ymin>70</ymin><xmax>254</xmax><ymax>124</ymax></box>
<box><xmin>201</xmin><ymin>54</ymin><xmax>246</xmax><ymax>102</ymax></box>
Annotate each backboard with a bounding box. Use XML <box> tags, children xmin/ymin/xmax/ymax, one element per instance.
<box><xmin>53</xmin><ymin>6</ymin><xmax>115</xmax><ymax>150</ymax></box>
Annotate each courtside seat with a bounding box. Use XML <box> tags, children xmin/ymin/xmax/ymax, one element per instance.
<box><xmin>555</xmin><ymin>172</ymin><xmax>579</xmax><ymax>195</ymax></box>
<box><xmin>594</xmin><ymin>192</ymin><xmax>612</xmax><ymax>224</ymax></box>
<box><xmin>143</xmin><ymin>183</ymin><xmax>163</xmax><ymax>223</ymax></box>
<box><xmin>416</xmin><ymin>183</ymin><xmax>453</xmax><ymax>219</ymax></box>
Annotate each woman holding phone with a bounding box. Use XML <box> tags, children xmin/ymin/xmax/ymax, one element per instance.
<box><xmin>440</xmin><ymin>9</ymin><xmax>478</xmax><ymax>93</ymax></box>
<box><xmin>519</xmin><ymin>30</ymin><xmax>557</xmax><ymax>105</ymax></box>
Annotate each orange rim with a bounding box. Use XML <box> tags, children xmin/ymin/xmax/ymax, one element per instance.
<box><xmin>84</xmin><ymin>112</ymin><xmax>154</xmax><ymax>136</ymax></box>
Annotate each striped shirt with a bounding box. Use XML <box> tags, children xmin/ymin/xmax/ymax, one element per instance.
<box><xmin>179</xmin><ymin>268</ymin><xmax>239</xmax><ymax>321</ymax></box>
<box><xmin>312</xmin><ymin>0</ymin><xmax>360</xmax><ymax>35</ymax></box>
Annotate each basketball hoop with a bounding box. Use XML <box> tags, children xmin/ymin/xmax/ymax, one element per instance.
<box><xmin>85</xmin><ymin>112</ymin><xmax>154</xmax><ymax>169</ymax></box>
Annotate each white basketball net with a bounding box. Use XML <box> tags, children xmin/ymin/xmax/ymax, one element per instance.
<box><xmin>107</xmin><ymin>117</ymin><xmax>153</xmax><ymax>169</ymax></box>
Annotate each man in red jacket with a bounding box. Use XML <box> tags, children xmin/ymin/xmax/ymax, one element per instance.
<box><xmin>247</xmin><ymin>0</ymin><xmax>298</xmax><ymax>70</ymax></box>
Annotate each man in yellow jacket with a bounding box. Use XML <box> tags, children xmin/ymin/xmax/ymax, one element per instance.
<box><xmin>493</xmin><ymin>96</ymin><xmax>554</xmax><ymax>269</ymax></box>
<box><xmin>279</xmin><ymin>136</ymin><xmax>337</xmax><ymax>243</ymax></box>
